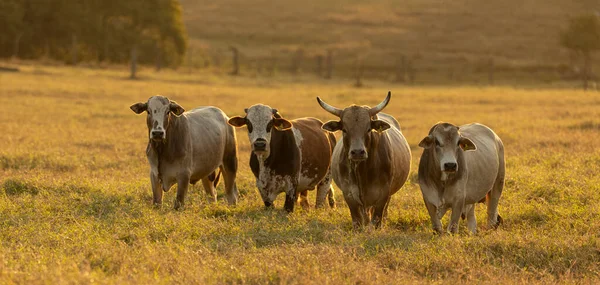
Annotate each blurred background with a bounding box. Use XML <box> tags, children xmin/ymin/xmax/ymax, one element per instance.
<box><xmin>1</xmin><ymin>0</ymin><xmax>599</xmax><ymax>89</ymax></box>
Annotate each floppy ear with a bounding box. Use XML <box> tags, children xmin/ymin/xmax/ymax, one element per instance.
<box><xmin>458</xmin><ymin>137</ymin><xmax>476</xmax><ymax>151</ymax></box>
<box><xmin>419</xmin><ymin>135</ymin><xmax>434</xmax><ymax>149</ymax></box>
<box><xmin>322</xmin><ymin>121</ymin><xmax>342</xmax><ymax>132</ymax></box>
<box><xmin>130</xmin><ymin>102</ymin><xmax>148</xmax><ymax>114</ymax></box>
<box><xmin>273</xmin><ymin>118</ymin><xmax>292</xmax><ymax>131</ymax></box>
<box><xmin>228</xmin><ymin>116</ymin><xmax>247</xmax><ymax>127</ymax></box>
<box><xmin>169</xmin><ymin>101</ymin><xmax>185</xmax><ymax>116</ymax></box>
<box><xmin>371</xmin><ymin>120</ymin><xmax>390</xmax><ymax>132</ymax></box>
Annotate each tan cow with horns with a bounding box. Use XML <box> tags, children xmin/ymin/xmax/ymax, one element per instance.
<box><xmin>317</xmin><ymin>91</ymin><xmax>412</xmax><ymax>228</ymax></box>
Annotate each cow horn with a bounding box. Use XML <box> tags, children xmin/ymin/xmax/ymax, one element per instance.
<box><xmin>368</xmin><ymin>91</ymin><xmax>391</xmax><ymax>116</ymax></box>
<box><xmin>316</xmin><ymin>97</ymin><xmax>342</xmax><ymax>117</ymax></box>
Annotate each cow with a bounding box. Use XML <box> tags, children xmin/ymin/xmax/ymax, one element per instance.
<box><xmin>417</xmin><ymin>122</ymin><xmax>505</xmax><ymax>234</ymax></box>
<box><xmin>316</xmin><ymin>91</ymin><xmax>412</xmax><ymax>229</ymax></box>
<box><xmin>130</xmin><ymin>95</ymin><xmax>239</xmax><ymax>209</ymax></box>
<box><xmin>228</xmin><ymin>104</ymin><xmax>336</xmax><ymax>212</ymax></box>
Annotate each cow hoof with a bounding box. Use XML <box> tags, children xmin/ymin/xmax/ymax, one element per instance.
<box><xmin>174</xmin><ymin>200</ymin><xmax>184</xmax><ymax>211</ymax></box>
<box><xmin>492</xmin><ymin>214</ymin><xmax>503</xmax><ymax>229</ymax></box>
<box><xmin>152</xmin><ymin>202</ymin><xmax>163</xmax><ymax>209</ymax></box>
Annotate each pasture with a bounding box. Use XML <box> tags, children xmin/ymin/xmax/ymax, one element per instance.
<box><xmin>1</xmin><ymin>64</ymin><xmax>599</xmax><ymax>283</ymax></box>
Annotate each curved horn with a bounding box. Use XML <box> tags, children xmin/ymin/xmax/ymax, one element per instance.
<box><xmin>316</xmin><ymin>97</ymin><xmax>342</xmax><ymax>117</ymax></box>
<box><xmin>369</xmin><ymin>91</ymin><xmax>391</xmax><ymax>116</ymax></box>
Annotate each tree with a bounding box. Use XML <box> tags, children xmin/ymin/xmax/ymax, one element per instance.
<box><xmin>560</xmin><ymin>14</ymin><xmax>600</xmax><ymax>90</ymax></box>
<box><xmin>0</xmin><ymin>0</ymin><xmax>188</xmax><ymax>76</ymax></box>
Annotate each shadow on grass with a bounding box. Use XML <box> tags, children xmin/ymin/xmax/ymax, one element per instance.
<box><xmin>2</xmin><ymin>179</ymin><xmax>40</xmax><ymax>196</ymax></box>
<box><xmin>0</xmin><ymin>153</ymin><xmax>75</xmax><ymax>172</ymax></box>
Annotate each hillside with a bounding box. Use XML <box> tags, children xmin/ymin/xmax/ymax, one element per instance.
<box><xmin>180</xmin><ymin>0</ymin><xmax>599</xmax><ymax>83</ymax></box>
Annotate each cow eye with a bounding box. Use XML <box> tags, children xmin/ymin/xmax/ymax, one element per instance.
<box><xmin>247</xmin><ymin>120</ymin><xmax>253</xmax><ymax>133</ymax></box>
<box><xmin>435</xmin><ymin>139</ymin><xmax>441</xmax><ymax>147</ymax></box>
<box><xmin>266</xmin><ymin>121</ymin><xmax>273</xmax><ymax>132</ymax></box>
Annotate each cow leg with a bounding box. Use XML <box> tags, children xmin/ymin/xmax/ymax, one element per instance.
<box><xmin>201</xmin><ymin>176</ymin><xmax>217</xmax><ymax>203</ymax></box>
<box><xmin>448</xmin><ymin>199</ymin><xmax>465</xmax><ymax>234</ymax></box>
<box><xmin>284</xmin><ymin>190</ymin><xmax>297</xmax><ymax>213</ymax></box>
<box><xmin>425</xmin><ymin>201</ymin><xmax>443</xmax><ymax>234</ymax></box>
<box><xmin>327</xmin><ymin>187</ymin><xmax>336</xmax><ymax>208</ymax></box>
<box><xmin>174</xmin><ymin>173</ymin><xmax>190</xmax><ymax>210</ymax></box>
<box><xmin>487</xmin><ymin>169</ymin><xmax>505</xmax><ymax>229</ymax></box>
<box><xmin>221</xmin><ymin>130</ymin><xmax>239</xmax><ymax>205</ymax></box>
<box><xmin>371</xmin><ymin>196</ymin><xmax>391</xmax><ymax>229</ymax></box>
<box><xmin>222</xmin><ymin>163</ymin><xmax>239</xmax><ymax>206</ymax></box>
<box><xmin>344</xmin><ymin>195</ymin><xmax>367</xmax><ymax>229</ymax></box>
<box><xmin>150</xmin><ymin>171</ymin><xmax>163</xmax><ymax>207</ymax></box>
<box><xmin>316</xmin><ymin>170</ymin><xmax>334</xmax><ymax>208</ymax></box>
<box><xmin>298</xmin><ymin>190</ymin><xmax>310</xmax><ymax>209</ymax></box>
<box><xmin>465</xmin><ymin>204</ymin><xmax>477</xmax><ymax>234</ymax></box>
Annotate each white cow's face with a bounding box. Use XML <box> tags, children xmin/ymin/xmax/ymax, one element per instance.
<box><xmin>228</xmin><ymin>104</ymin><xmax>292</xmax><ymax>160</ymax></box>
<box><xmin>130</xmin><ymin>95</ymin><xmax>185</xmax><ymax>142</ymax></box>
<box><xmin>419</xmin><ymin>123</ymin><xmax>476</xmax><ymax>178</ymax></box>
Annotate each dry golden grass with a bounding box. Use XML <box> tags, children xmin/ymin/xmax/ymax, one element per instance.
<box><xmin>0</xmin><ymin>63</ymin><xmax>599</xmax><ymax>284</ymax></box>
<box><xmin>180</xmin><ymin>0</ymin><xmax>599</xmax><ymax>73</ymax></box>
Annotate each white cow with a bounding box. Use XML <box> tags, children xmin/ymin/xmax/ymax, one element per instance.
<box><xmin>418</xmin><ymin>122</ymin><xmax>505</xmax><ymax>234</ymax></box>
<box><xmin>130</xmin><ymin>95</ymin><xmax>239</xmax><ymax>209</ymax></box>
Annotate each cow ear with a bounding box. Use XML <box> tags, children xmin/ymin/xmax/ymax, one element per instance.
<box><xmin>371</xmin><ymin>120</ymin><xmax>390</xmax><ymax>132</ymax></box>
<box><xmin>322</xmin><ymin>121</ymin><xmax>342</xmax><ymax>132</ymax></box>
<box><xmin>130</xmin><ymin>102</ymin><xmax>147</xmax><ymax>114</ymax></box>
<box><xmin>228</xmin><ymin>116</ymin><xmax>247</xmax><ymax>127</ymax></box>
<box><xmin>419</xmin><ymin>136</ymin><xmax>433</xmax><ymax>149</ymax></box>
<box><xmin>273</xmin><ymin>118</ymin><xmax>292</xmax><ymax>131</ymax></box>
<box><xmin>459</xmin><ymin>137</ymin><xmax>477</xmax><ymax>151</ymax></box>
<box><xmin>170</xmin><ymin>101</ymin><xmax>185</xmax><ymax>116</ymax></box>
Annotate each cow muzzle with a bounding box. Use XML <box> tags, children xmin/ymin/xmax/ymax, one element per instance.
<box><xmin>349</xmin><ymin>149</ymin><xmax>368</xmax><ymax>162</ymax></box>
<box><xmin>252</xmin><ymin>138</ymin><xmax>268</xmax><ymax>153</ymax></box>
<box><xmin>151</xmin><ymin>130</ymin><xmax>165</xmax><ymax>141</ymax></box>
<box><xmin>443</xmin><ymin>162</ymin><xmax>458</xmax><ymax>173</ymax></box>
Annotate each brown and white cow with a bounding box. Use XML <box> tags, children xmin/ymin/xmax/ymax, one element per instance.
<box><xmin>418</xmin><ymin>122</ymin><xmax>505</xmax><ymax>234</ymax></box>
<box><xmin>317</xmin><ymin>92</ymin><xmax>412</xmax><ymax>228</ymax></box>
<box><xmin>228</xmin><ymin>104</ymin><xmax>336</xmax><ymax>212</ymax></box>
<box><xmin>130</xmin><ymin>95</ymin><xmax>239</xmax><ymax>209</ymax></box>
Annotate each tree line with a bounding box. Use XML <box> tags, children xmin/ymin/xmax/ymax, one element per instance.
<box><xmin>0</xmin><ymin>0</ymin><xmax>187</xmax><ymax>77</ymax></box>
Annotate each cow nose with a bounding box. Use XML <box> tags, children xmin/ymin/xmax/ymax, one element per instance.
<box><xmin>253</xmin><ymin>140</ymin><xmax>267</xmax><ymax>151</ymax></box>
<box><xmin>151</xmin><ymin>130</ymin><xmax>164</xmax><ymax>138</ymax></box>
<box><xmin>350</xmin><ymin>149</ymin><xmax>367</xmax><ymax>160</ymax></box>
<box><xmin>444</xmin><ymin>162</ymin><xmax>457</xmax><ymax>172</ymax></box>
<box><xmin>264</xmin><ymin>200</ymin><xmax>273</xmax><ymax>208</ymax></box>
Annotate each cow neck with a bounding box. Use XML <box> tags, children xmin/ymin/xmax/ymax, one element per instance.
<box><xmin>260</xmin><ymin>128</ymin><xmax>299</xmax><ymax>176</ymax></box>
<box><xmin>148</xmin><ymin>113</ymin><xmax>187</xmax><ymax>180</ymax></box>
<box><xmin>343</xmin><ymin>131</ymin><xmax>382</xmax><ymax>204</ymax></box>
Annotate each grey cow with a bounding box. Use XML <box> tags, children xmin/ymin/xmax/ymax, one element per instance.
<box><xmin>317</xmin><ymin>92</ymin><xmax>412</xmax><ymax>229</ymax></box>
<box><xmin>130</xmin><ymin>95</ymin><xmax>239</xmax><ymax>209</ymax></box>
<box><xmin>418</xmin><ymin>122</ymin><xmax>505</xmax><ymax>234</ymax></box>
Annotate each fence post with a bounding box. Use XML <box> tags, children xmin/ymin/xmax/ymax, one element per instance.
<box><xmin>395</xmin><ymin>54</ymin><xmax>406</xmax><ymax>82</ymax></box>
<box><xmin>230</xmin><ymin>46</ymin><xmax>239</xmax><ymax>75</ymax></box>
<box><xmin>488</xmin><ymin>57</ymin><xmax>494</xmax><ymax>85</ymax></box>
<box><xmin>325</xmin><ymin>50</ymin><xmax>333</xmax><ymax>79</ymax></box>
<box><xmin>355</xmin><ymin>57</ymin><xmax>364</xmax><ymax>87</ymax></box>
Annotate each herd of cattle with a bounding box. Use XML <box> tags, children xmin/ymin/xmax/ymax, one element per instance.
<box><xmin>130</xmin><ymin>92</ymin><xmax>505</xmax><ymax>234</ymax></box>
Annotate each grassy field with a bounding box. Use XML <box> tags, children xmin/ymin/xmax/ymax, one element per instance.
<box><xmin>180</xmin><ymin>0</ymin><xmax>600</xmax><ymax>82</ymax></box>
<box><xmin>1</xmin><ymin>63</ymin><xmax>600</xmax><ymax>283</ymax></box>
